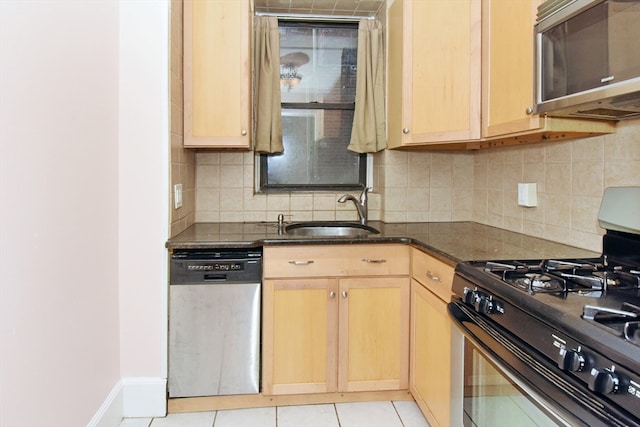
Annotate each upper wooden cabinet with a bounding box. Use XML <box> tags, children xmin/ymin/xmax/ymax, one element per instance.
<box><xmin>183</xmin><ymin>0</ymin><xmax>251</xmax><ymax>149</ymax></box>
<box><xmin>479</xmin><ymin>0</ymin><xmax>615</xmax><ymax>147</ymax></box>
<box><xmin>387</xmin><ymin>0</ymin><xmax>482</xmax><ymax>149</ymax></box>
<box><xmin>386</xmin><ymin>0</ymin><xmax>615</xmax><ymax>150</ymax></box>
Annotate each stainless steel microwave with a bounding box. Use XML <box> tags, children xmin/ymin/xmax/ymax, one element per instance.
<box><xmin>534</xmin><ymin>0</ymin><xmax>640</xmax><ymax>120</ymax></box>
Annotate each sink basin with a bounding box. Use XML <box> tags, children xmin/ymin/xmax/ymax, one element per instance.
<box><xmin>285</xmin><ymin>222</ymin><xmax>380</xmax><ymax>237</ymax></box>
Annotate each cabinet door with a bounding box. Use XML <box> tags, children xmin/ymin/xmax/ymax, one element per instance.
<box><xmin>480</xmin><ymin>0</ymin><xmax>614</xmax><ymax>143</ymax></box>
<box><xmin>262</xmin><ymin>278</ymin><xmax>338</xmax><ymax>395</ymax></box>
<box><xmin>184</xmin><ymin>0</ymin><xmax>251</xmax><ymax>148</ymax></box>
<box><xmin>482</xmin><ymin>0</ymin><xmax>543</xmax><ymax>138</ymax></box>
<box><xmin>387</xmin><ymin>0</ymin><xmax>481</xmax><ymax>148</ymax></box>
<box><xmin>411</xmin><ymin>248</ymin><xmax>454</xmax><ymax>302</ymax></box>
<box><xmin>410</xmin><ymin>279</ymin><xmax>462</xmax><ymax>427</ymax></box>
<box><xmin>338</xmin><ymin>277</ymin><xmax>410</xmax><ymax>392</ymax></box>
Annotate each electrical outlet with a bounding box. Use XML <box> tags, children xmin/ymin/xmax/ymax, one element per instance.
<box><xmin>174</xmin><ymin>184</ymin><xmax>183</xmax><ymax>209</ymax></box>
<box><xmin>518</xmin><ymin>183</ymin><xmax>537</xmax><ymax>207</ymax></box>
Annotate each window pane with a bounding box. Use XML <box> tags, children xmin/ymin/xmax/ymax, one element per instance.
<box><xmin>279</xmin><ymin>25</ymin><xmax>358</xmax><ymax>103</ymax></box>
<box><xmin>265</xmin><ymin>109</ymin><xmax>362</xmax><ymax>186</ymax></box>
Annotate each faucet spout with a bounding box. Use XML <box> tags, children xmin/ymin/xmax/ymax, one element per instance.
<box><xmin>338</xmin><ymin>187</ymin><xmax>371</xmax><ymax>225</ymax></box>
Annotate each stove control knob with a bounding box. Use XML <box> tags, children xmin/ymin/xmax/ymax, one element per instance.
<box><xmin>588</xmin><ymin>367</ymin><xmax>619</xmax><ymax>394</ymax></box>
<box><xmin>463</xmin><ymin>288</ymin><xmax>479</xmax><ymax>306</ymax></box>
<box><xmin>475</xmin><ymin>296</ymin><xmax>494</xmax><ymax>314</ymax></box>
<box><xmin>557</xmin><ymin>348</ymin><xmax>585</xmax><ymax>372</ymax></box>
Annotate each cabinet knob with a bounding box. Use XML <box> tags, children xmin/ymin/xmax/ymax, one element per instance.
<box><xmin>525</xmin><ymin>106</ymin><xmax>534</xmax><ymax>115</ymax></box>
<box><xmin>342</xmin><ymin>291</ymin><xmax>348</xmax><ymax>298</ymax></box>
<box><xmin>241</xmin><ymin>129</ymin><xmax>248</xmax><ymax>136</ymax></box>
<box><xmin>329</xmin><ymin>291</ymin><xmax>336</xmax><ymax>298</ymax></box>
<box><xmin>402</xmin><ymin>128</ymin><xmax>410</xmax><ymax>134</ymax></box>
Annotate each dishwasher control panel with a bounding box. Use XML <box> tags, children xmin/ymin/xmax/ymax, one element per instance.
<box><xmin>170</xmin><ymin>248</ymin><xmax>262</xmax><ymax>284</ymax></box>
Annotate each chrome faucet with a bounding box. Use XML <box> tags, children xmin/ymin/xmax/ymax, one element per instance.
<box><xmin>338</xmin><ymin>187</ymin><xmax>371</xmax><ymax>225</ymax></box>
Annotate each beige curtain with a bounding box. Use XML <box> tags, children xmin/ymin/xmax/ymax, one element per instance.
<box><xmin>253</xmin><ymin>16</ymin><xmax>283</xmax><ymax>153</ymax></box>
<box><xmin>348</xmin><ymin>19</ymin><xmax>386</xmax><ymax>154</ymax></box>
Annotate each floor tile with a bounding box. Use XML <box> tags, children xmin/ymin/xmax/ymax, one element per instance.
<box><xmin>150</xmin><ymin>411</ymin><xmax>216</xmax><ymax>427</ymax></box>
<box><xmin>335</xmin><ymin>401</ymin><xmax>403</xmax><ymax>427</ymax></box>
<box><xmin>213</xmin><ymin>406</ymin><xmax>276</xmax><ymax>427</ymax></box>
<box><xmin>119</xmin><ymin>418</ymin><xmax>152</xmax><ymax>427</ymax></box>
<box><xmin>392</xmin><ymin>401</ymin><xmax>431</xmax><ymax>427</ymax></box>
<box><xmin>277</xmin><ymin>404</ymin><xmax>339</xmax><ymax>427</ymax></box>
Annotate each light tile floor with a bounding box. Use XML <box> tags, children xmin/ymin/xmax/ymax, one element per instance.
<box><xmin>119</xmin><ymin>401</ymin><xmax>430</xmax><ymax>427</ymax></box>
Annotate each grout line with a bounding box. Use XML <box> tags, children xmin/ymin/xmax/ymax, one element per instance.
<box><xmin>333</xmin><ymin>403</ymin><xmax>342</xmax><ymax>427</ymax></box>
<box><xmin>391</xmin><ymin>401</ymin><xmax>406</xmax><ymax>427</ymax></box>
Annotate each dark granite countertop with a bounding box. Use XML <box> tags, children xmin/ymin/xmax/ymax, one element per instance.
<box><xmin>166</xmin><ymin>221</ymin><xmax>600</xmax><ymax>266</ymax></box>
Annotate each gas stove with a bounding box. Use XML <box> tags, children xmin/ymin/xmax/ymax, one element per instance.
<box><xmin>450</xmin><ymin>187</ymin><xmax>640</xmax><ymax>426</ymax></box>
<box><xmin>470</xmin><ymin>255</ymin><xmax>640</xmax><ymax>349</ymax></box>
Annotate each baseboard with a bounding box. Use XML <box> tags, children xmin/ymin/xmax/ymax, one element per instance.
<box><xmin>87</xmin><ymin>377</ymin><xmax>167</xmax><ymax>427</ymax></box>
<box><xmin>122</xmin><ymin>377</ymin><xmax>167</xmax><ymax>418</ymax></box>
<box><xmin>87</xmin><ymin>381</ymin><xmax>124</xmax><ymax>427</ymax></box>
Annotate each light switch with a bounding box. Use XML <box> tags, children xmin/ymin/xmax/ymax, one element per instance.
<box><xmin>518</xmin><ymin>183</ymin><xmax>537</xmax><ymax>207</ymax></box>
<box><xmin>174</xmin><ymin>184</ymin><xmax>183</xmax><ymax>209</ymax></box>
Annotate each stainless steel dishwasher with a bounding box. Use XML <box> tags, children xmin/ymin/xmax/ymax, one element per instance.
<box><xmin>168</xmin><ymin>248</ymin><xmax>262</xmax><ymax>397</ymax></box>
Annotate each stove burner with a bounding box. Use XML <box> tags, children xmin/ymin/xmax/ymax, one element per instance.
<box><xmin>583</xmin><ymin>303</ymin><xmax>640</xmax><ymax>346</ymax></box>
<box><xmin>625</xmin><ymin>321</ymin><xmax>640</xmax><ymax>345</ymax></box>
<box><xmin>482</xmin><ymin>258</ymin><xmax>640</xmax><ymax>295</ymax></box>
<box><xmin>513</xmin><ymin>273</ymin><xmax>564</xmax><ymax>293</ymax></box>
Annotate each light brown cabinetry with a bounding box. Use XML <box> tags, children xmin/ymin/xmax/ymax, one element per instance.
<box><xmin>480</xmin><ymin>0</ymin><xmax>615</xmax><ymax>147</ymax></box>
<box><xmin>262</xmin><ymin>245</ymin><xmax>410</xmax><ymax>395</ymax></box>
<box><xmin>387</xmin><ymin>0</ymin><xmax>481</xmax><ymax>148</ymax></box>
<box><xmin>410</xmin><ymin>248</ymin><xmax>463</xmax><ymax>427</ymax></box>
<box><xmin>183</xmin><ymin>0</ymin><xmax>251</xmax><ymax>148</ymax></box>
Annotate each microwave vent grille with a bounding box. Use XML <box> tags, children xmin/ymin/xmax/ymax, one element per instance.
<box><xmin>573</xmin><ymin>108</ymin><xmax>640</xmax><ymax>119</ymax></box>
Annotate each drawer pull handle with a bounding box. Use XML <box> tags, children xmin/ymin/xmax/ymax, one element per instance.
<box><xmin>342</xmin><ymin>291</ymin><xmax>348</xmax><ymax>298</ymax></box>
<box><xmin>329</xmin><ymin>291</ymin><xmax>336</xmax><ymax>298</ymax></box>
<box><xmin>288</xmin><ymin>260</ymin><xmax>315</xmax><ymax>265</ymax></box>
<box><xmin>427</xmin><ymin>271</ymin><xmax>441</xmax><ymax>282</ymax></box>
<box><xmin>362</xmin><ymin>258</ymin><xmax>387</xmax><ymax>263</ymax></box>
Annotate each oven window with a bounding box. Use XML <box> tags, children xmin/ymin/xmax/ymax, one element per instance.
<box><xmin>463</xmin><ymin>339</ymin><xmax>564</xmax><ymax>427</ymax></box>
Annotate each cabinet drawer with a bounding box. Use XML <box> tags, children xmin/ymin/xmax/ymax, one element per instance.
<box><xmin>411</xmin><ymin>248</ymin><xmax>454</xmax><ymax>302</ymax></box>
<box><xmin>264</xmin><ymin>245</ymin><xmax>409</xmax><ymax>278</ymax></box>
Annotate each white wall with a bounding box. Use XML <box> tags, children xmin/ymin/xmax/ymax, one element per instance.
<box><xmin>0</xmin><ymin>1</ymin><xmax>121</xmax><ymax>426</ymax></box>
<box><xmin>118</xmin><ymin>0</ymin><xmax>169</xmax><ymax>418</ymax></box>
<box><xmin>0</xmin><ymin>1</ymin><xmax>169</xmax><ymax>426</ymax></box>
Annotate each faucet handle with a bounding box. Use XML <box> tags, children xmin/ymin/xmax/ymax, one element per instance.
<box><xmin>360</xmin><ymin>187</ymin><xmax>371</xmax><ymax>202</ymax></box>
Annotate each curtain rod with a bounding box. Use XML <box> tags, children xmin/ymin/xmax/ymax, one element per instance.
<box><xmin>255</xmin><ymin>12</ymin><xmax>373</xmax><ymax>22</ymax></box>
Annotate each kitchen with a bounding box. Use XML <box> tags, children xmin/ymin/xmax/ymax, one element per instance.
<box><xmin>1</xmin><ymin>1</ymin><xmax>639</xmax><ymax>427</ymax></box>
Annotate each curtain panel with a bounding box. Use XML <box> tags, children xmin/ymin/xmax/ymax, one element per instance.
<box><xmin>253</xmin><ymin>16</ymin><xmax>284</xmax><ymax>153</ymax></box>
<box><xmin>348</xmin><ymin>19</ymin><xmax>386</xmax><ymax>154</ymax></box>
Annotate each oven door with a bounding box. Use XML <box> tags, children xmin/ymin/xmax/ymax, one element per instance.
<box><xmin>448</xmin><ymin>300</ymin><xmax>639</xmax><ymax>427</ymax></box>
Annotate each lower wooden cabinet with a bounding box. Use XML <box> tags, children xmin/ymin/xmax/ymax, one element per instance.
<box><xmin>262</xmin><ymin>245</ymin><xmax>410</xmax><ymax>396</ymax></box>
<box><xmin>410</xmin><ymin>249</ymin><xmax>463</xmax><ymax>427</ymax></box>
<box><xmin>339</xmin><ymin>277</ymin><xmax>410</xmax><ymax>393</ymax></box>
<box><xmin>262</xmin><ymin>278</ymin><xmax>335</xmax><ymax>395</ymax></box>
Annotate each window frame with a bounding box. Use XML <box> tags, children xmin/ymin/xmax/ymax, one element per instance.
<box><xmin>257</xmin><ymin>20</ymin><xmax>367</xmax><ymax>194</ymax></box>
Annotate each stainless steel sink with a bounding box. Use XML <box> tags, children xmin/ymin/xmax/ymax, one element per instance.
<box><xmin>285</xmin><ymin>222</ymin><xmax>380</xmax><ymax>237</ymax></box>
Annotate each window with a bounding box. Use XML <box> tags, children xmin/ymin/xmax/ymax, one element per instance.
<box><xmin>259</xmin><ymin>21</ymin><xmax>366</xmax><ymax>192</ymax></box>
